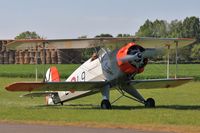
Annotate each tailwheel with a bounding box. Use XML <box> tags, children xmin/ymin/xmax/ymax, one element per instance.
<box><xmin>145</xmin><ymin>98</ymin><xmax>155</xmax><ymax>108</ymax></box>
<box><xmin>101</xmin><ymin>99</ymin><xmax>112</xmax><ymax>109</ymax></box>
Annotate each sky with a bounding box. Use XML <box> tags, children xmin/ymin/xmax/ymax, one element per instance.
<box><xmin>0</xmin><ymin>0</ymin><xmax>200</xmax><ymax>39</ymax></box>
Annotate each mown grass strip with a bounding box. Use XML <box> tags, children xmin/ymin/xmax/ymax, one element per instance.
<box><xmin>0</xmin><ymin>64</ymin><xmax>199</xmax><ymax>80</ymax></box>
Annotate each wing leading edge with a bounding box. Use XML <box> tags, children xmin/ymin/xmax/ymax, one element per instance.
<box><xmin>5</xmin><ymin>81</ymin><xmax>107</xmax><ymax>92</ymax></box>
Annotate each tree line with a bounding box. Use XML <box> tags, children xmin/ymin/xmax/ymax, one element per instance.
<box><xmin>135</xmin><ymin>16</ymin><xmax>200</xmax><ymax>63</ymax></box>
<box><xmin>15</xmin><ymin>16</ymin><xmax>200</xmax><ymax>63</ymax></box>
<box><xmin>136</xmin><ymin>16</ymin><xmax>200</xmax><ymax>39</ymax></box>
<box><xmin>95</xmin><ymin>17</ymin><xmax>200</xmax><ymax>63</ymax></box>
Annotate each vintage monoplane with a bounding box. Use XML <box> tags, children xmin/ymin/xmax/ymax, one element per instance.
<box><xmin>5</xmin><ymin>37</ymin><xmax>195</xmax><ymax>109</ymax></box>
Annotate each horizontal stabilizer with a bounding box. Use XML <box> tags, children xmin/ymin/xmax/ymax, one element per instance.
<box><xmin>129</xmin><ymin>78</ymin><xmax>193</xmax><ymax>89</ymax></box>
<box><xmin>21</xmin><ymin>91</ymin><xmax>98</xmax><ymax>104</ymax></box>
<box><xmin>57</xmin><ymin>91</ymin><xmax>98</xmax><ymax>103</ymax></box>
<box><xmin>20</xmin><ymin>92</ymin><xmax>58</xmax><ymax>97</ymax></box>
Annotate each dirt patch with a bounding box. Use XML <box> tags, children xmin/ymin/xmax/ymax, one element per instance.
<box><xmin>0</xmin><ymin>120</ymin><xmax>199</xmax><ymax>133</ymax></box>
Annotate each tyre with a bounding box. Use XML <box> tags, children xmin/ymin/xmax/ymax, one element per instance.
<box><xmin>145</xmin><ymin>98</ymin><xmax>155</xmax><ymax>108</ymax></box>
<box><xmin>101</xmin><ymin>99</ymin><xmax>112</xmax><ymax>109</ymax></box>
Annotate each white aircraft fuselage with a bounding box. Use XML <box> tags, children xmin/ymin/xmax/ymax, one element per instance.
<box><xmin>47</xmin><ymin>42</ymin><xmax>147</xmax><ymax>105</ymax></box>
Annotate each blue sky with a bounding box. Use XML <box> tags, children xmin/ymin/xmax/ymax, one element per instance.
<box><xmin>0</xmin><ymin>0</ymin><xmax>199</xmax><ymax>39</ymax></box>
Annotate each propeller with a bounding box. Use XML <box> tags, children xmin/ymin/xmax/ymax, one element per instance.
<box><xmin>120</xmin><ymin>53</ymin><xmax>142</xmax><ymax>63</ymax></box>
<box><xmin>142</xmin><ymin>48</ymin><xmax>164</xmax><ymax>58</ymax></box>
<box><xmin>119</xmin><ymin>48</ymin><xmax>164</xmax><ymax>63</ymax></box>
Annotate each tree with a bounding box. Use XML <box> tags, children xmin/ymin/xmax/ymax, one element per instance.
<box><xmin>135</xmin><ymin>19</ymin><xmax>154</xmax><ymax>37</ymax></box>
<box><xmin>168</xmin><ymin>20</ymin><xmax>183</xmax><ymax>38</ymax></box>
<box><xmin>136</xmin><ymin>19</ymin><xmax>169</xmax><ymax>37</ymax></box>
<box><xmin>117</xmin><ymin>34</ymin><xmax>132</xmax><ymax>37</ymax></box>
<box><xmin>95</xmin><ymin>34</ymin><xmax>113</xmax><ymax>38</ymax></box>
<box><xmin>152</xmin><ymin>20</ymin><xmax>168</xmax><ymax>37</ymax></box>
<box><xmin>182</xmin><ymin>16</ymin><xmax>200</xmax><ymax>39</ymax></box>
<box><xmin>15</xmin><ymin>31</ymin><xmax>41</xmax><ymax>39</ymax></box>
<box><xmin>191</xmin><ymin>44</ymin><xmax>200</xmax><ymax>61</ymax></box>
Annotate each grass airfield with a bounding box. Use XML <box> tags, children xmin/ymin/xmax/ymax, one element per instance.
<box><xmin>0</xmin><ymin>64</ymin><xmax>200</xmax><ymax>133</ymax></box>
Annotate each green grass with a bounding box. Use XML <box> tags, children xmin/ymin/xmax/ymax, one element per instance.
<box><xmin>0</xmin><ymin>77</ymin><xmax>200</xmax><ymax>128</ymax></box>
<box><xmin>136</xmin><ymin>64</ymin><xmax>200</xmax><ymax>80</ymax></box>
<box><xmin>0</xmin><ymin>64</ymin><xmax>79</xmax><ymax>79</ymax></box>
<box><xmin>0</xmin><ymin>64</ymin><xmax>200</xmax><ymax>132</ymax></box>
<box><xmin>0</xmin><ymin>64</ymin><xmax>199</xmax><ymax>80</ymax></box>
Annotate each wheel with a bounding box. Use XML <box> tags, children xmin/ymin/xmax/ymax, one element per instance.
<box><xmin>101</xmin><ymin>99</ymin><xmax>112</xmax><ymax>109</ymax></box>
<box><xmin>145</xmin><ymin>98</ymin><xmax>155</xmax><ymax>108</ymax></box>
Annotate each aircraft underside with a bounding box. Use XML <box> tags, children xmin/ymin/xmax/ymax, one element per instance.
<box><xmin>45</xmin><ymin>79</ymin><xmax>156</xmax><ymax>109</ymax></box>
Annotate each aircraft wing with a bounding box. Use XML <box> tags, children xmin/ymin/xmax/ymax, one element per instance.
<box><xmin>132</xmin><ymin>37</ymin><xmax>196</xmax><ymax>48</ymax></box>
<box><xmin>129</xmin><ymin>78</ymin><xmax>193</xmax><ymax>89</ymax></box>
<box><xmin>6</xmin><ymin>37</ymin><xmax>195</xmax><ymax>50</ymax></box>
<box><xmin>6</xmin><ymin>38</ymin><xmax>131</xmax><ymax>50</ymax></box>
<box><xmin>6</xmin><ymin>39</ymin><xmax>99</xmax><ymax>50</ymax></box>
<box><xmin>5</xmin><ymin>81</ymin><xmax>107</xmax><ymax>92</ymax></box>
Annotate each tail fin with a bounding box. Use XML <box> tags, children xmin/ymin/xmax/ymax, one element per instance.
<box><xmin>45</xmin><ymin>66</ymin><xmax>60</xmax><ymax>82</ymax></box>
<box><xmin>45</xmin><ymin>66</ymin><xmax>60</xmax><ymax>105</ymax></box>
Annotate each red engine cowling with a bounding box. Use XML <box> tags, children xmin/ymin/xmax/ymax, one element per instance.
<box><xmin>116</xmin><ymin>42</ymin><xmax>147</xmax><ymax>74</ymax></box>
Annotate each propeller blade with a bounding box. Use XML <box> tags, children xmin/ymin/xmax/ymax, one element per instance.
<box><xmin>120</xmin><ymin>48</ymin><xmax>165</xmax><ymax>62</ymax></box>
<box><xmin>143</xmin><ymin>48</ymin><xmax>165</xmax><ymax>58</ymax></box>
<box><xmin>120</xmin><ymin>54</ymin><xmax>139</xmax><ymax>62</ymax></box>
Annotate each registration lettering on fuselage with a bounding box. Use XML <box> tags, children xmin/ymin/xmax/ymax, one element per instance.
<box><xmin>71</xmin><ymin>71</ymin><xmax>86</xmax><ymax>82</ymax></box>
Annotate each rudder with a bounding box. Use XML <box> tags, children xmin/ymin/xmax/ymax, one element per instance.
<box><xmin>45</xmin><ymin>66</ymin><xmax>60</xmax><ymax>82</ymax></box>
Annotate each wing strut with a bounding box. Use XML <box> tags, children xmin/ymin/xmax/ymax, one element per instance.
<box><xmin>166</xmin><ymin>44</ymin><xmax>170</xmax><ymax>79</ymax></box>
<box><xmin>166</xmin><ymin>40</ymin><xmax>179</xmax><ymax>79</ymax></box>
<box><xmin>175</xmin><ymin>41</ymin><xmax>178</xmax><ymax>79</ymax></box>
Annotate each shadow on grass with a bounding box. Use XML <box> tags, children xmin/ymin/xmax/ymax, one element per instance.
<box><xmin>111</xmin><ymin>105</ymin><xmax>200</xmax><ymax>110</ymax></box>
<box><xmin>31</xmin><ymin>104</ymin><xmax>200</xmax><ymax>111</ymax></box>
<box><xmin>30</xmin><ymin>104</ymin><xmax>100</xmax><ymax>110</ymax></box>
<box><xmin>156</xmin><ymin>105</ymin><xmax>200</xmax><ymax>110</ymax></box>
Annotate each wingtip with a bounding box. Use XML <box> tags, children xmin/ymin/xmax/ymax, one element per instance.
<box><xmin>5</xmin><ymin>84</ymin><xmax>16</xmax><ymax>91</ymax></box>
<box><xmin>5</xmin><ymin>85</ymin><xmax>12</xmax><ymax>91</ymax></box>
<box><xmin>4</xmin><ymin>82</ymin><xmax>26</xmax><ymax>91</ymax></box>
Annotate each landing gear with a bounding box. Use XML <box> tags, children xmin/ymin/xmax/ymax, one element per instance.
<box><xmin>115</xmin><ymin>85</ymin><xmax>156</xmax><ymax>108</ymax></box>
<box><xmin>101</xmin><ymin>100</ymin><xmax>112</xmax><ymax>109</ymax></box>
<box><xmin>101</xmin><ymin>84</ymin><xmax>111</xmax><ymax>109</ymax></box>
<box><xmin>145</xmin><ymin>98</ymin><xmax>155</xmax><ymax>108</ymax></box>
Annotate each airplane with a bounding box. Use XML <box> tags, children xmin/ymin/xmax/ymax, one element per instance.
<box><xmin>5</xmin><ymin>37</ymin><xmax>195</xmax><ymax>109</ymax></box>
